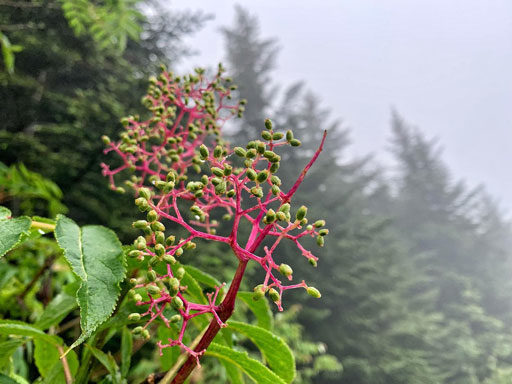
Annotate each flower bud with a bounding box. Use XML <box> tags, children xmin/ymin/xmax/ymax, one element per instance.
<box><xmin>250</xmin><ymin>186</ymin><xmax>263</xmax><ymax>198</ymax></box>
<box><xmin>129</xmin><ymin>250</ymin><xmax>142</xmax><ymax>258</ymax></box>
<box><xmin>155</xmin><ymin>231</ymin><xmax>165</xmax><ymax>244</ymax></box>
<box><xmin>314</xmin><ymin>220</ymin><xmax>326</xmax><ymax>228</ymax></box>
<box><xmin>175</xmin><ymin>247</ymin><xmax>183</xmax><ymax>257</ymax></box>
<box><xmin>213</xmin><ymin>145</ymin><xmax>223</xmax><ymax>158</ymax></box>
<box><xmin>132</xmin><ymin>326</ymin><xmax>143</xmax><ymax>334</ymax></box>
<box><xmin>133</xmin><ymin>220</ymin><xmax>148</xmax><ymax>229</ymax></box>
<box><xmin>279</xmin><ymin>203</ymin><xmax>290</xmax><ymax>213</ymax></box>
<box><xmin>128</xmin><ymin>313</ymin><xmax>141</xmax><ymax>321</ymax></box>
<box><xmin>139</xmin><ymin>187</ymin><xmax>152</xmax><ymax>200</ymax></box>
<box><xmin>172</xmin><ymin>296</ymin><xmax>184</xmax><ymax>310</ymax></box>
<box><xmin>286</xmin><ymin>130</ymin><xmax>293</xmax><ymax>142</ymax></box>
<box><xmin>264</xmin><ymin>209</ymin><xmax>276</xmax><ymax>224</ymax></box>
<box><xmin>168</xmin><ymin>277</ymin><xmax>180</xmax><ymax>296</ymax></box>
<box><xmin>133</xmin><ymin>294</ymin><xmax>143</xmax><ymax>302</ymax></box>
<box><xmin>290</xmin><ymin>139</ymin><xmax>302</xmax><ymax>147</ymax></box>
<box><xmin>272</xmin><ymin>132</ymin><xmax>284</xmax><ymax>140</ymax></box>
<box><xmin>170</xmin><ymin>314</ymin><xmax>182</xmax><ymax>323</ymax></box>
<box><xmin>318</xmin><ymin>229</ymin><xmax>329</xmax><ymax>236</ymax></box>
<box><xmin>164</xmin><ymin>254</ymin><xmax>176</xmax><ymax>264</ymax></box>
<box><xmin>155</xmin><ymin>243</ymin><xmax>165</xmax><ymax>257</ymax></box>
<box><xmin>309</xmin><ymin>258</ymin><xmax>318</xmax><ymax>267</ymax></box>
<box><xmin>101</xmin><ymin>135</ymin><xmax>111</xmax><ymax>145</ymax></box>
<box><xmin>148</xmin><ymin>285</ymin><xmax>160</xmax><ymax>295</ymax></box>
<box><xmin>279</xmin><ymin>263</ymin><xmax>293</xmax><ymax>277</ymax></box>
<box><xmin>199</xmin><ymin>144</ymin><xmax>209</xmax><ymax>160</ymax></box>
<box><xmin>264</xmin><ymin>118</ymin><xmax>273</xmax><ymax>130</ymax></box>
<box><xmin>246</xmin><ymin>169</ymin><xmax>257</xmax><ymax>181</ymax></box>
<box><xmin>227</xmin><ymin>189</ymin><xmax>236</xmax><ymax>197</ymax></box>
<box><xmin>270</xmin><ymin>175</ymin><xmax>281</xmax><ymax>186</ymax></box>
<box><xmin>253</xmin><ymin>284</ymin><xmax>266</xmax><ymax>301</ymax></box>
<box><xmin>176</xmin><ymin>267</ymin><xmax>185</xmax><ymax>280</ymax></box>
<box><xmin>306</xmin><ymin>287</ymin><xmax>321</xmax><ymax>298</ymax></box>
<box><xmin>276</xmin><ymin>211</ymin><xmax>286</xmax><ymax>221</ymax></box>
<box><xmin>147</xmin><ymin>270</ymin><xmax>157</xmax><ymax>282</ymax></box>
<box><xmin>165</xmin><ymin>235</ymin><xmax>176</xmax><ymax>246</ymax></box>
<box><xmin>142</xmin><ymin>329</ymin><xmax>150</xmax><ymax>339</ymax></box>
<box><xmin>211</xmin><ymin>167</ymin><xmax>224</xmax><ymax>177</ymax></box>
<box><xmin>147</xmin><ymin>210</ymin><xmax>158</xmax><ymax>222</ymax></box>
<box><xmin>296</xmin><ymin>205</ymin><xmax>308</xmax><ymax>221</ymax></box>
<box><xmin>271</xmin><ymin>185</ymin><xmax>281</xmax><ymax>195</ymax></box>
<box><xmin>261</xmin><ymin>130</ymin><xmax>272</xmax><ymax>141</ymax></box>
<box><xmin>151</xmin><ymin>221</ymin><xmax>165</xmax><ymax>232</ymax></box>
<box><xmin>269</xmin><ymin>288</ymin><xmax>280</xmax><ymax>302</ymax></box>
<box><xmin>316</xmin><ymin>235</ymin><xmax>324</xmax><ymax>247</ymax></box>
<box><xmin>270</xmin><ymin>162</ymin><xmax>280</xmax><ymax>173</ymax></box>
<box><xmin>256</xmin><ymin>170</ymin><xmax>269</xmax><ymax>183</ymax></box>
<box><xmin>234</xmin><ymin>147</ymin><xmax>246</xmax><ymax>157</ymax></box>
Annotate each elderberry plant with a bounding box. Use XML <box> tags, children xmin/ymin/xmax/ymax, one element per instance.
<box><xmin>101</xmin><ymin>65</ymin><xmax>328</xmax><ymax>381</ymax></box>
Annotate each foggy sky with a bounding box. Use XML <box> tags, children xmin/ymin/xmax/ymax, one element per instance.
<box><xmin>175</xmin><ymin>0</ymin><xmax>512</xmax><ymax>211</ymax></box>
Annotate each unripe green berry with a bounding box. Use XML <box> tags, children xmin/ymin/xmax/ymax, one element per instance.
<box><xmin>132</xmin><ymin>326</ymin><xmax>143</xmax><ymax>334</ymax></box>
<box><xmin>133</xmin><ymin>294</ymin><xmax>143</xmax><ymax>302</ymax></box>
<box><xmin>253</xmin><ymin>284</ymin><xmax>266</xmax><ymax>301</ymax></box>
<box><xmin>133</xmin><ymin>220</ymin><xmax>148</xmax><ymax>229</ymax></box>
<box><xmin>269</xmin><ymin>288</ymin><xmax>280</xmax><ymax>302</ymax></box>
<box><xmin>147</xmin><ymin>210</ymin><xmax>158</xmax><ymax>222</ymax></box>
<box><xmin>279</xmin><ymin>263</ymin><xmax>293</xmax><ymax>277</ymax></box>
<box><xmin>256</xmin><ymin>170</ymin><xmax>269</xmax><ymax>183</ymax></box>
<box><xmin>170</xmin><ymin>314</ymin><xmax>181</xmax><ymax>323</ymax></box>
<box><xmin>199</xmin><ymin>144</ymin><xmax>209</xmax><ymax>160</ymax></box>
<box><xmin>246</xmin><ymin>169</ymin><xmax>257</xmax><ymax>181</ymax></box>
<box><xmin>176</xmin><ymin>267</ymin><xmax>185</xmax><ymax>280</ymax></box>
<box><xmin>151</xmin><ymin>221</ymin><xmax>165</xmax><ymax>232</ymax></box>
<box><xmin>168</xmin><ymin>277</ymin><xmax>180</xmax><ymax>296</ymax></box>
<box><xmin>129</xmin><ymin>250</ymin><xmax>142</xmax><ymax>258</ymax></box>
<box><xmin>172</xmin><ymin>296</ymin><xmax>184</xmax><ymax>310</ymax></box>
<box><xmin>148</xmin><ymin>285</ymin><xmax>160</xmax><ymax>295</ymax></box>
<box><xmin>270</xmin><ymin>175</ymin><xmax>281</xmax><ymax>186</ymax></box>
<box><xmin>155</xmin><ymin>243</ymin><xmax>165</xmax><ymax>257</ymax></box>
<box><xmin>296</xmin><ymin>205</ymin><xmax>308</xmax><ymax>221</ymax></box>
<box><xmin>306</xmin><ymin>287</ymin><xmax>321</xmax><ymax>298</ymax></box>
<box><xmin>147</xmin><ymin>270</ymin><xmax>157</xmax><ymax>282</ymax></box>
<box><xmin>234</xmin><ymin>147</ymin><xmax>246</xmax><ymax>157</ymax></box>
<box><xmin>128</xmin><ymin>313</ymin><xmax>141</xmax><ymax>321</ymax></box>
<box><xmin>261</xmin><ymin>131</ymin><xmax>272</xmax><ymax>141</ymax></box>
<box><xmin>139</xmin><ymin>188</ymin><xmax>152</xmax><ymax>200</ymax></box>
<box><xmin>314</xmin><ymin>220</ymin><xmax>326</xmax><ymax>228</ymax></box>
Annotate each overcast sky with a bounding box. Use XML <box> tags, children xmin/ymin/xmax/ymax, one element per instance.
<box><xmin>175</xmin><ymin>0</ymin><xmax>512</xmax><ymax>211</ymax></box>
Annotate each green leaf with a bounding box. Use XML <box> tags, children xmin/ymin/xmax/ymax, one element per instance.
<box><xmin>227</xmin><ymin>321</ymin><xmax>295</xmax><ymax>383</ymax></box>
<box><xmin>205</xmin><ymin>343</ymin><xmax>286</xmax><ymax>384</ymax></box>
<box><xmin>0</xmin><ymin>207</ymin><xmax>10</xmax><ymax>219</ymax></box>
<box><xmin>0</xmin><ymin>340</ymin><xmax>25</xmax><ymax>369</ymax></box>
<box><xmin>54</xmin><ymin>215</ymin><xmax>125</xmax><ymax>352</ymax></box>
<box><xmin>237</xmin><ymin>292</ymin><xmax>273</xmax><ymax>330</ymax></box>
<box><xmin>0</xmin><ymin>320</ymin><xmax>60</xmax><ymax>346</ymax></box>
<box><xmin>120</xmin><ymin>327</ymin><xmax>132</xmax><ymax>378</ymax></box>
<box><xmin>221</xmin><ymin>360</ymin><xmax>245</xmax><ymax>384</ymax></box>
<box><xmin>35</xmin><ymin>283</ymin><xmax>79</xmax><ymax>330</ymax></box>
<box><xmin>0</xmin><ymin>216</ymin><xmax>31</xmax><ymax>258</ymax></box>
<box><xmin>183</xmin><ymin>265</ymin><xmax>222</xmax><ymax>288</ymax></box>
<box><xmin>0</xmin><ymin>374</ymin><xmax>18</xmax><ymax>384</ymax></box>
<box><xmin>86</xmin><ymin>345</ymin><xmax>120</xmax><ymax>383</ymax></box>
<box><xmin>34</xmin><ymin>339</ymin><xmax>78</xmax><ymax>381</ymax></box>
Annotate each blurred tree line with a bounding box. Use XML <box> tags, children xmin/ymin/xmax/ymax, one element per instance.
<box><xmin>2</xmin><ymin>2</ymin><xmax>512</xmax><ymax>383</ymax></box>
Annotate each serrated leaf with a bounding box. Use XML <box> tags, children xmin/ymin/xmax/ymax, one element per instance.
<box><xmin>205</xmin><ymin>343</ymin><xmax>286</xmax><ymax>384</ymax></box>
<box><xmin>0</xmin><ymin>340</ymin><xmax>25</xmax><ymax>369</ymax></box>
<box><xmin>120</xmin><ymin>327</ymin><xmax>132</xmax><ymax>378</ymax></box>
<box><xmin>237</xmin><ymin>292</ymin><xmax>273</xmax><ymax>330</ymax></box>
<box><xmin>34</xmin><ymin>339</ymin><xmax>78</xmax><ymax>381</ymax></box>
<box><xmin>0</xmin><ymin>216</ymin><xmax>31</xmax><ymax>258</ymax></box>
<box><xmin>227</xmin><ymin>321</ymin><xmax>295</xmax><ymax>383</ymax></box>
<box><xmin>54</xmin><ymin>215</ymin><xmax>125</xmax><ymax>352</ymax></box>
<box><xmin>35</xmin><ymin>283</ymin><xmax>79</xmax><ymax>330</ymax></box>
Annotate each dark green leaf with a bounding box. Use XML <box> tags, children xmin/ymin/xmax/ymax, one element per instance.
<box><xmin>0</xmin><ymin>339</ymin><xmax>25</xmax><ymax>369</ymax></box>
<box><xmin>54</xmin><ymin>215</ymin><xmax>125</xmax><ymax>351</ymax></box>
<box><xmin>36</xmin><ymin>284</ymin><xmax>79</xmax><ymax>330</ymax></box>
<box><xmin>0</xmin><ymin>216</ymin><xmax>31</xmax><ymax>258</ymax></box>
<box><xmin>121</xmin><ymin>327</ymin><xmax>132</xmax><ymax>378</ymax></box>
<box><xmin>205</xmin><ymin>343</ymin><xmax>286</xmax><ymax>384</ymax></box>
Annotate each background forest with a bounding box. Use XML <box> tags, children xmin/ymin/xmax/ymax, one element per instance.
<box><xmin>1</xmin><ymin>1</ymin><xmax>511</xmax><ymax>383</ymax></box>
